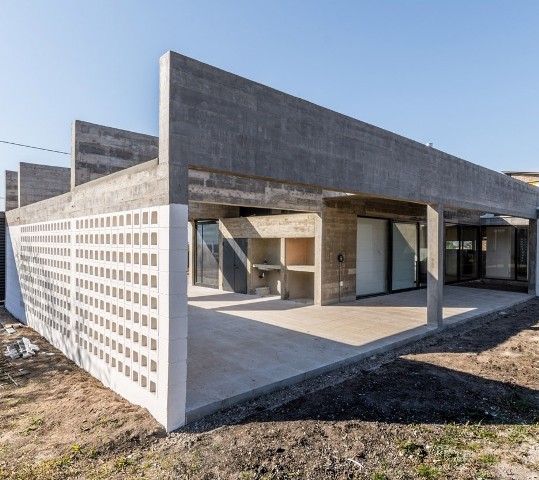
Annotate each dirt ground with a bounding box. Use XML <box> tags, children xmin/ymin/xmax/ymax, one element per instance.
<box><xmin>0</xmin><ymin>295</ymin><xmax>538</xmax><ymax>480</ymax></box>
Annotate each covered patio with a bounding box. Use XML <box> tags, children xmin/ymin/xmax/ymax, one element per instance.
<box><xmin>185</xmin><ymin>285</ymin><xmax>531</xmax><ymax>421</ymax></box>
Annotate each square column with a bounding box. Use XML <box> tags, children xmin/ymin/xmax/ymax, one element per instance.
<box><xmin>427</xmin><ymin>204</ymin><xmax>444</xmax><ymax>328</ymax></box>
<box><xmin>528</xmin><ymin>218</ymin><xmax>538</xmax><ymax>295</ymax></box>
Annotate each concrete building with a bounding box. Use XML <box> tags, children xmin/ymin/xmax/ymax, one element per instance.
<box><xmin>504</xmin><ymin>171</ymin><xmax>539</xmax><ymax>186</ymax></box>
<box><xmin>3</xmin><ymin>52</ymin><xmax>539</xmax><ymax>431</ymax></box>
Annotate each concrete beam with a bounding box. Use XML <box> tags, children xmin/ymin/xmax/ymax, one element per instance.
<box><xmin>18</xmin><ymin>162</ymin><xmax>70</xmax><ymax>208</ymax></box>
<box><xmin>220</xmin><ymin>213</ymin><xmax>317</xmax><ymax>239</ymax></box>
<box><xmin>325</xmin><ymin>195</ymin><xmax>427</xmax><ymax>222</ymax></box>
<box><xmin>188</xmin><ymin>170</ymin><xmax>324</xmax><ymax>212</ymax></box>
<box><xmin>161</xmin><ymin>51</ymin><xmax>539</xmax><ymax>218</ymax></box>
<box><xmin>481</xmin><ymin>216</ymin><xmax>530</xmax><ymax>227</ymax></box>
<box><xmin>71</xmin><ymin>120</ymin><xmax>158</xmax><ymax>189</ymax></box>
<box><xmin>188</xmin><ymin>202</ymin><xmax>239</xmax><ymax>220</ymax></box>
<box><xmin>427</xmin><ymin>204</ymin><xmax>444</xmax><ymax>328</ymax></box>
<box><xmin>4</xmin><ymin>170</ymin><xmax>18</xmax><ymax>211</ymax></box>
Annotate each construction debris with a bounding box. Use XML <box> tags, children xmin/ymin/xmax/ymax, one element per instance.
<box><xmin>4</xmin><ymin>337</ymin><xmax>40</xmax><ymax>360</ymax></box>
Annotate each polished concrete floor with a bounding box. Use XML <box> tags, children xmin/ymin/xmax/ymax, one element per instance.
<box><xmin>185</xmin><ymin>285</ymin><xmax>531</xmax><ymax>421</ymax></box>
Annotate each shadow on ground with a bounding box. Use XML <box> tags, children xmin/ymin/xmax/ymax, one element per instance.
<box><xmin>243</xmin><ymin>357</ymin><xmax>538</xmax><ymax>426</ymax></box>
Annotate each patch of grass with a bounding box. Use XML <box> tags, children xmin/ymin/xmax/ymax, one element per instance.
<box><xmin>371</xmin><ymin>472</ymin><xmax>389</xmax><ymax>480</ymax></box>
<box><xmin>399</xmin><ymin>441</ymin><xmax>427</xmax><ymax>459</ymax></box>
<box><xmin>430</xmin><ymin>445</ymin><xmax>468</xmax><ymax>466</ymax></box>
<box><xmin>506</xmin><ymin>424</ymin><xmax>534</xmax><ymax>445</ymax></box>
<box><xmin>238</xmin><ymin>472</ymin><xmax>255</xmax><ymax>479</ymax></box>
<box><xmin>21</xmin><ymin>417</ymin><xmax>44</xmax><ymax>436</ymax></box>
<box><xmin>479</xmin><ymin>453</ymin><xmax>497</xmax><ymax>465</ymax></box>
<box><xmin>114</xmin><ymin>457</ymin><xmax>133</xmax><ymax>471</ymax></box>
<box><xmin>467</xmin><ymin>422</ymin><xmax>498</xmax><ymax>441</ymax></box>
<box><xmin>475</xmin><ymin>469</ymin><xmax>495</xmax><ymax>479</ymax></box>
<box><xmin>416</xmin><ymin>464</ymin><xmax>441</xmax><ymax>479</ymax></box>
<box><xmin>14</xmin><ymin>454</ymin><xmax>75</xmax><ymax>480</ymax></box>
<box><xmin>88</xmin><ymin>447</ymin><xmax>100</xmax><ymax>459</ymax></box>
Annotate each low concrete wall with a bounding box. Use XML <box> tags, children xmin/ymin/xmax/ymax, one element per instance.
<box><xmin>18</xmin><ymin>162</ymin><xmax>70</xmax><ymax>208</ymax></box>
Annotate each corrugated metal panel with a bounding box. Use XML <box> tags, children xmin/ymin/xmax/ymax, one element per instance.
<box><xmin>0</xmin><ymin>212</ymin><xmax>5</xmax><ymax>302</ymax></box>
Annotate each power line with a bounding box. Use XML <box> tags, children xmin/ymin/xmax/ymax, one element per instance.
<box><xmin>0</xmin><ymin>140</ymin><xmax>69</xmax><ymax>155</ymax></box>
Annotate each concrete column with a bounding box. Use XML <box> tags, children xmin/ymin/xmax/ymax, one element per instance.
<box><xmin>158</xmin><ymin>51</ymin><xmax>190</xmax><ymax>431</ymax></box>
<box><xmin>314</xmin><ymin>213</ymin><xmax>322</xmax><ymax>306</ymax></box>
<box><xmin>427</xmin><ymin>204</ymin><xmax>444</xmax><ymax>328</ymax></box>
<box><xmin>528</xmin><ymin>218</ymin><xmax>538</xmax><ymax>295</ymax></box>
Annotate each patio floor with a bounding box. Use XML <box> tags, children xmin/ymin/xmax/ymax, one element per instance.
<box><xmin>185</xmin><ymin>285</ymin><xmax>531</xmax><ymax>421</ymax></box>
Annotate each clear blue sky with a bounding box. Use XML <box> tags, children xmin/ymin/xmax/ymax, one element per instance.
<box><xmin>1</xmin><ymin>1</ymin><xmax>538</xmax><ymax>210</ymax></box>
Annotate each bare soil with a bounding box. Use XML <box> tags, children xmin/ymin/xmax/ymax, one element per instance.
<box><xmin>0</xmin><ymin>297</ymin><xmax>538</xmax><ymax>480</ymax></box>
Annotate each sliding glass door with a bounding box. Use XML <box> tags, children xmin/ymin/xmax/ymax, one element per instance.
<box><xmin>445</xmin><ymin>225</ymin><xmax>479</xmax><ymax>283</ymax></box>
<box><xmin>482</xmin><ymin>226</ymin><xmax>515</xmax><ymax>279</ymax></box>
<box><xmin>195</xmin><ymin>221</ymin><xmax>220</xmax><ymax>288</ymax></box>
<box><xmin>460</xmin><ymin>226</ymin><xmax>478</xmax><ymax>281</ymax></box>
<box><xmin>356</xmin><ymin>218</ymin><xmax>388</xmax><ymax>296</ymax></box>
<box><xmin>392</xmin><ymin>222</ymin><xmax>418</xmax><ymax>291</ymax></box>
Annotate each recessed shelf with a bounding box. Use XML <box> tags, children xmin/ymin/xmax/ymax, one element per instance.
<box><xmin>286</xmin><ymin>265</ymin><xmax>316</xmax><ymax>273</ymax></box>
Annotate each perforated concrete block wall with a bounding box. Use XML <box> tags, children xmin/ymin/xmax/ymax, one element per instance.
<box><xmin>5</xmin><ymin>204</ymin><xmax>189</xmax><ymax>431</ymax></box>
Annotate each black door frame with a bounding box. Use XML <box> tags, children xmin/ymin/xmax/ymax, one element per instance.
<box><xmin>356</xmin><ymin>216</ymin><xmax>425</xmax><ymax>299</ymax></box>
<box><xmin>444</xmin><ymin>224</ymin><xmax>481</xmax><ymax>285</ymax></box>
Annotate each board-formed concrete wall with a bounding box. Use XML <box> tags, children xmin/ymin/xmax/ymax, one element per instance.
<box><xmin>5</xmin><ymin>170</ymin><xmax>18</xmax><ymax>211</ymax></box>
<box><xmin>72</xmin><ymin>121</ymin><xmax>159</xmax><ymax>189</ymax></box>
<box><xmin>188</xmin><ymin>170</ymin><xmax>326</xmax><ymax>212</ymax></box>
<box><xmin>18</xmin><ymin>162</ymin><xmax>70</xmax><ymax>208</ymax></box>
<box><xmin>220</xmin><ymin>213</ymin><xmax>317</xmax><ymax>239</ymax></box>
<box><xmin>160</xmin><ymin>51</ymin><xmax>539</xmax><ymax>218</ymax></box>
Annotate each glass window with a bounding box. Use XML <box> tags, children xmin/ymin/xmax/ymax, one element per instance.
<box><xmin>445</xmin><ymin>225</ymin><xmax>459</xmax><ymax>283</ymax></box>
<box><xmin>195</xmin><ymin>222</ymin><xmax>219</xmax><ymax>288</ymax></box>
<box><xmin>460</xmin><ymin>227</ymin><xmax>478</xmax><ymax>281</ymax></box>
<box><xmin>482</xmin><ymin>226</ymin><xmax>515</xmax><ymax>279</ymax></box>
<box><xmin>392</xmin><ymin>222</ymin><xmax>417</xmax><ymax>291</ymax></box>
